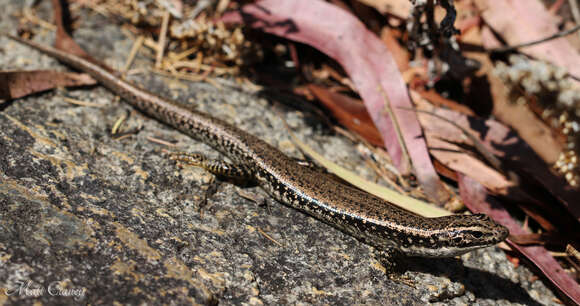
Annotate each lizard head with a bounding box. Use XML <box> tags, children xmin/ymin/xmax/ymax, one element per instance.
<box><xmin>398</xmin><ymin>214</ymin><xmax>509</xmax><ymax>257</ymax></box>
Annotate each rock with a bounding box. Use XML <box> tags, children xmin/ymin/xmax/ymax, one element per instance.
<box><xmin>0</xmin><ymin>1</ymin><xmax>558</xmax><ymax>304</ymax></box>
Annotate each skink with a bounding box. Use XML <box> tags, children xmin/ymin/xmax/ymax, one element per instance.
<box><xmin>8</xmin><ymin>35</ymin><xmax>509</xmax><ymax>258</ymax></box>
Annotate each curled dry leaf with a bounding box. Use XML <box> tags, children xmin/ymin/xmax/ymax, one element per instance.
<box><xmin>0</xmin><ymin>70</ymin><xmax>96</xmax><ymax>100</ymax></box>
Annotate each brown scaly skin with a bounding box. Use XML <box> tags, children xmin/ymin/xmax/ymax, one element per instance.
<box><xmin>8</xmin><ymin>35</ymin><xmax>509</xmax><ymax>258</ymax></box>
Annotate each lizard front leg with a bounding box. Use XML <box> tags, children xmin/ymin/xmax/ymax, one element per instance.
<box><xmin>170</xmin><ymin>152</ymin><xmax>256</xmax><ymax>185</ymax></box>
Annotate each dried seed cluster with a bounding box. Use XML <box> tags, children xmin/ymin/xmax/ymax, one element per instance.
<box><xmin>82</xmin><ymin>0</ymin><xmax>165</xmax><ymax>26</ymax></box>
<box><xmin>170</xmin><ymin>17</ymin><xmax>263</xmax><ymax>72</ymax></box>
<box><xmin>495</xmin><ymin>55</ymin><xmax>580</xmax><ymax>187</ymax></box>
<box><xmin>76</xmin><ymin>0</ymin><xmax>262</xmax><ymax>75</ymax></box>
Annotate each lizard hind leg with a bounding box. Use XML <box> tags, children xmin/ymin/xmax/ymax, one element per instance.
<box><xmin>373</xmin><ymin>248</ymin><xmax>416</xmax><ymax>287</ymax></box>
<box><xmin>170</xmin><ymin>152</ymin><xmax>257</xmax><ymax>186</ymax></box>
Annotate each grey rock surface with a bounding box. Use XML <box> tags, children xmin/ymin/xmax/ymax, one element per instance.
<box><xmin>0</xmin><ymin>0</ymin><xmax>560</xmax><ymax>305</ymax></box>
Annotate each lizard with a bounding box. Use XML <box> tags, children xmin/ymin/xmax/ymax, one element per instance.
<box><xmin>7</xmin><ymin>34</ymin><xmax>509</xmax><ymax>260</ymax></box>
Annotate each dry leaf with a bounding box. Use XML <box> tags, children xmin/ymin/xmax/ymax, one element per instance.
<box><xmin>0</xmin><ymin>71</ymin><xmax>96</xmax><ymax>100</ymax></box>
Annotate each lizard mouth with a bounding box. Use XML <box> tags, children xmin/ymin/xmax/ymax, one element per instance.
<box><xmin>398</xmin><ymin>244</ymin><xmax>483</xmax><ymax>258</ymax></box>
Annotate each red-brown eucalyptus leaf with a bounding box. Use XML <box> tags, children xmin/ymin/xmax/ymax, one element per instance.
<box><xmin>414</xmin><ymin>96</ymin><xmax>580</xmax><ymax>222</ymax></box>
<box><xmin>308</xmin><ymin>84</ymin><xmax>384</xmax><ymax>146</ymax></box>
<box><xmin>458</xmin><ymin>174</ymin><xmax>580</xmax><ymax>305</ymax></box>
<box><xmin>413</xmin><ymin>94</ymin><xmax>513</xmax><ymax>194</ymax></box>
